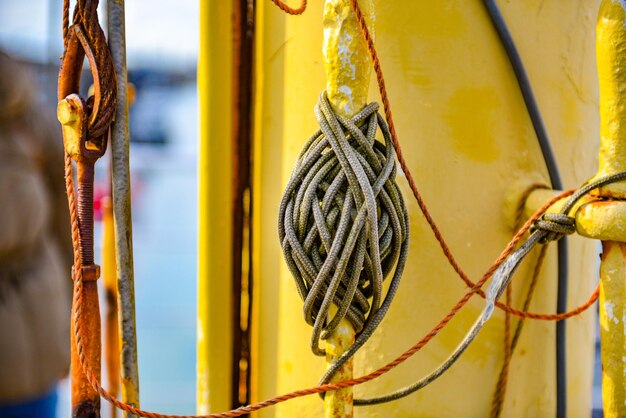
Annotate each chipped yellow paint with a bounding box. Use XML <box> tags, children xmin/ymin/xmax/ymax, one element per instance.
<box><xmin>593</xmin><ymin>0</ymin><xmax>626</xmax><ymax>197</ymax></box>
<box><xmin>322</xmin><ymin>1</ymin><xmax>373</xmax><ymax>415</ymax></box>
<box><xmin>525</xmin><ymin>4</ymin><xmax>626</xmax><ymax>414</ymax></box>
<box><xmin>245</xmin><ymin>1</ymin><xmax>601</xmax><ymax>417</ymax></box>
<box><xmin>324</xmin><ymin>306</ymin><xmax>356</xmax><ymax>418</ymax></box>
<box><xmin>577</xmin><ymin>201</ymin><xmax>626</xmax><ymax>242</ymax></box>
<box><xmin>578</xmin><ymin>2</ymin><xmax>626</xmax><ymax>416</ymax></box>
<box><xmin>323</xmin><ymin>0</ymin><xmax>374</xmax><ymax>119</ymax></box>
<box><xmin>598</xmin><ymin>242</ymin><xmax>626</xmax><ymax>418</ymax></box>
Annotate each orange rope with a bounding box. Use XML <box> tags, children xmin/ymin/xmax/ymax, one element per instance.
<box><xmin>491</xmin><ymin>245</ymin><xmax>548</xmax><ymax>417</ymax></box>
<box><xmin>68</xmin><ymin>185</ymin><xmax>598</xmax><ymax>418</ymax></box>
<box><xmin>62</xmin><ymin>0</ymin><xmax>70</xmax><ymax>46</ymax></box>
<box><xmin>269</xmin><ymin>0</ymin><xmax>307</xmax><ymax>15</ymax></box>
<box><xmin>60</xmin><ymin>1</ymin><xmax>601</xmax><ymax>417</ymax></box>
<box><xmin>348</xmin><ymin>0</ymin><xmax>599</xmax><ymax>321</ymax></box>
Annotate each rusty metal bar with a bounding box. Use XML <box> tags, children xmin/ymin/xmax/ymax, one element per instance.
<box><xmin>58</xmin><ymin>6</ymin><xmax>112</xmax><ymax>412</ymax></box>
<box><xmin>58</xmin><ymin>91</ymin><xmax>106</xmax><ymax>418</ymax></box>
<box><xmin>70</xmin><ymin>159</ymin><xmax>102</xmax><ymax>417</ymax></box>
<box><xmin>231</xmin><ymin>0</ymin><xmax>256</xmax><ymax>411</ymax></box>
<box><xmin>106</xmin><ymin>1</ymin><xmax>140</xmax><ymax>415</ymax></box>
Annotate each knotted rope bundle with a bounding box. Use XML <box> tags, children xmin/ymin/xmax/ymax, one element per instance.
<box><xmin>279</xmin><ymin>92</ymin><xmax>409</xmax><ymax>356</ymax></box>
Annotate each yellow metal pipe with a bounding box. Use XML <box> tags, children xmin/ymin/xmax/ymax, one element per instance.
<box><xmin>593</xmin><ymin>0</ymin><xmax>626</xmax><ymax>198</ymax></box>
<box><xmin>102</xmin><ymin>195</ymin><xmax>120</xmax><ymax>418</ymax></box>
<box><xmin>596</xmin><ymin>241</ymin><xmax>626</xmax><ymax>417</ymax></box>
<box><xmin>260</xmin><ymin>1</ymin><xmax>600</xmax><ymax>416</ymax></box>
<box><xmin>249</xmin><ymin>2</ymin><xmax>287</xmax><ymax>413</ymax></box>
<box><xmin>323</xmin><ymin>0</ymin><xmax>374</xmax><ymax>119</ymax></box>
<box><xmin>522</xmin><ymin>5</ymin><xmax>626</xmax><ymax>414</ymax></box>
<box><xmin>574</xmin><ymin>2</ymin><xmax>626</xmax><ymax>416</ymax></box>
<box><xmin>197</xmin><ymin>1</ymin><xmax>234</xmax><ymax>414</ymax></box>
<box><xmin>322</xmin><ymin>1</ymin><xmax>374</xmax><ymax>416</ymax></box>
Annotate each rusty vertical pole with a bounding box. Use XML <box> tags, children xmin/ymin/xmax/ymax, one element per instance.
<box><xmin>575</xmin><ymin>1</ymin><xmax>626</xmax><ymax>417</ymax></box>
<box><xmin>322</xmin><ymin>1</ymin><xmax>374</xmax><ymax>416</ymax></box>
<box><xmin>58</xmin><ymin>11</ymin><xmax>110</xmax><ymax>415</ymax></box>
<box><xmin>107</xmin><ymin>1</ymin><xmax>140</xmax><ymax>415</ymax></box>
<box><xmin>231</xmin><ymin>0</ymin><xmax>256</xmax><ymax>411</ymax></box>
<box><xmin>58</xmin><ymin>93</ymin><xmax>106</xmax><ymax>418</ymax></box>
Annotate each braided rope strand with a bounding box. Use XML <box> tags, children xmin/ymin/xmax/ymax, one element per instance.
<box><xmin>347</xmin><ymin>0</ymin><xmax>581</xmax><ymax>320</ymax></box>
<box><xmin>269</xmin><ymin>0</ymin><xmax>307</xmax><ymax>15</ymax></box>
<box><xmin>491</xmin><ymin>245</ymin><xmax>548</xmax><ymax>417</ymax></box>
<box><xmin>278</xmin><ymin>93</ymin><xmax>409</xmax><ymax>355</ymax></box>
<box><xmin>70</xmin><ymin>171</ymin><xmax>599</xmax><ymax>417</ymax></box>
<box><xmin>490</xmin><ymin>284</ymin><xmax>513</xmax><ymax>418</ymax></box>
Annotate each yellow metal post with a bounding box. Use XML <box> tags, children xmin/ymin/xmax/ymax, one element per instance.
<box><xmin>102</xmin><ymin>195</ymin><xmax>120</xmax><ymax>418</ymax></box>
<box><xmin>322</xmin><ymin>1</ymin><xmax>374</xmax><ymax>416</ymax></box>
<box><xmin>574</xmin><ymin>2</ymin><xmax>626</xmax><ymax>416</ymax></box>
<box><xmin>197</xmin><ymin>1</ymin><xmax>234</xmax><ymax>414</ymax></box>
<box><xmin>266</xmin><ymin>2</ymin><xmax>600</xmax><ymax>416</ymax></box>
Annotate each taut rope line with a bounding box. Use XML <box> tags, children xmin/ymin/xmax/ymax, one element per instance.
<box><xmin>321</xmin><ymin>173</ymin><xmax>625</xmax><ymax>405</ymax></box>
<box><xmin>61</xmin><ymin>0</ymin><xmax>608</xmax><ymax>416</ymax></box>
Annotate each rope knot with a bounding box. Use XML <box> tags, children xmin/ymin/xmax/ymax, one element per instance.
<box><xmin>278</xmin><ymin>92</ymin><xmax>409</xmax><ymax>356</ymax></box>
<box><xmin>531</xmin><ymin>212</ymin><xmax>575</xmax><ymax>243</ymax></box>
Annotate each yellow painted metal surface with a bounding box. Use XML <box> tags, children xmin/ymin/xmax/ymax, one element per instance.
<box><xmin>261</xmin><ymin>2</ymin><xmax>600</xmax><ymax>417</ymax></box>
<box><xmin>321</xmin><ymin>1</ymin><xmax>374</xmax><ymax>416</ymax></box>
<box><xmin>197</xmin><ymin>1</ymin><xmax>234</xmax><ymax>414</ymax></box>
<box><xmin>323</xmin><ymin>0</ymin><xmax>374</xmax><ymax>119</ymax></box>
<box><xmin>594</xmin><ymin>0</ymin><xmax>626</xmax><ymax>198</ymax></box>
<box><xmin>195</xmin><ymin>1</ymin><xmax>602</xmax><ymax>417</ymax></box>
<box><xmin>598</xmin><ymin>242</ymin><xmax>626</xmax><ymax>418</ymax></box>
<box><xmin>577</xmin><ymin>2</ymin><xmax>626</xmax><ymax>416</ymax></box>
<box><xmin>324</xmin><ymin>307</ymin><xmax>355</xmax><ymax>418</ymax></box>
<box><xmin>578</xmin><ymin>201</ymin><xmax>626</xmax><ymax>242</ymax></box>
<box><xmin>102</xmin><ymin>196</ymin><xmax>121</xmax><ymax>418</ymax></box>
<box><xmin>250</xmin><ymin>3</ymin><xmax>283</xmax><ymax>414</ymax></box>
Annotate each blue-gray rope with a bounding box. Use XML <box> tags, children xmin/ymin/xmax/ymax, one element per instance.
<box><xmin>278</xmin><ymin>92</ymin><xmax>409</xmax><ymax>356</ymax></box>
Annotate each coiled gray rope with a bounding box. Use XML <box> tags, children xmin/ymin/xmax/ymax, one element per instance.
<box><xmin>279</xmin><ymin>90</ymin><xmax>626</xmax><ymax>406</ymax></box>
<box><xmin>278</xmin><ymin>91</ymin><xmax>409</xmax><ymax>356</ymax></box>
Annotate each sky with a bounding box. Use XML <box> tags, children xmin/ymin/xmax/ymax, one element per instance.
<box><xmin>0</xmin><ymin>0</ymin><xmax>199</xmax><ymax>69</ymax></box>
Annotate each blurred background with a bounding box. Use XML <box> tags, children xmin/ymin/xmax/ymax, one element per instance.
<box><xmin>0</xmin><ymin>0</ymin><xmax>199</xmax><ymax>415</ymax></box>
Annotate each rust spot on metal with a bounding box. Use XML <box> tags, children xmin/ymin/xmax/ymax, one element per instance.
<box><xmin>72</xmin><ymin>398</ymin><xmax>101</xmax><ymax>418</ymax></box>
<box><xmin>71</xmin><ymin>282</ymin><xmax>102</xmax><ymax>416</ymax></box>
<box><xmin>602</xmin><ymin>241</ymin><xmax>616</xmax><ymax>261</ymax></box>
<box><xmin>105</xmin><ymin>288</ymin><xmax>117</xmax><ymax>307</ymax></box>
<box><xmin>615</xmin><ymin>241</ymin><xmax>626</xmax><ymax>259</ymax></box>
<box><xmin>588</xmin><ymin>199</ymin><xmax>614</xmax><ymax>207</ymax></box>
